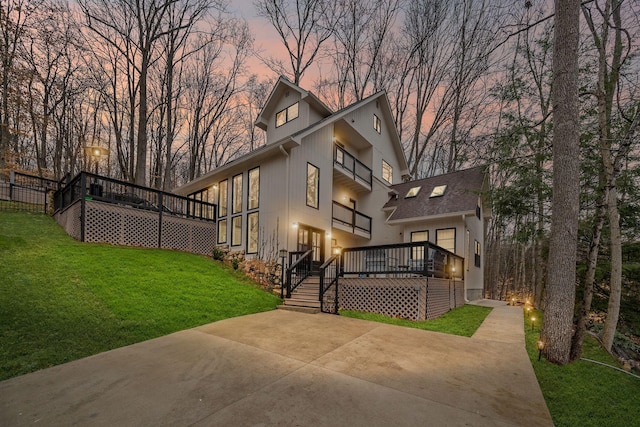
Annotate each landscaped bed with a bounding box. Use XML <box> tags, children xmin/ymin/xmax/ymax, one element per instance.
<box><xmin>0</xmin><ymin>211</ymin><xmax>280</xmax><ymax>381</ymax></box>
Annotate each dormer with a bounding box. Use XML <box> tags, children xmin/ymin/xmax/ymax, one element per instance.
<box><xmin>255</xmin><ymin>76</ymin><xmax>332</xmax><ymax>144</ymax></box>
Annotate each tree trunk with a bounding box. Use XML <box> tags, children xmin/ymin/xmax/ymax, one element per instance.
<box><xmin>541</xmin><ymin>0</ymin><xmax>580</xmax><ymax>365</ymax></box>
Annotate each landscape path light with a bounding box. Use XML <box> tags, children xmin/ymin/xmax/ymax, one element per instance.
<box><xmin>531</xmin><ymin>316</ymin><xmax>536</xmax><ymax>332</ymax></box>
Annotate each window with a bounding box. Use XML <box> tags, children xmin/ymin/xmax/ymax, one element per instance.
<box><xmin>430</xmin><ymin>185</ymin><xmax>447</xmax><ymax>197</ymax></box>
<box><xmin>405</xmin><ymin>186</ymin><xmax>421</xmax><ymax>198</ymax></box>
<box><xmin>382</xmin><ymin>160</ymin><xmax>392</xmax><ymax>184</ymax></box>
<box><xmin>411</xmin><ymin>230</ymin><xmax>429</xmax><ymax>260</ymax></box>
<box><xmin>466</xmin><ymin>230</ymin><xmax>470</xmax><ymax>271</ymax></box>
<box><xmin>231</xmin><ymin>216</ymin><xmax>242</xmax><ymax>246</ymax></box>
<box><xmin>306</xmin><ymin>163</ymin><xmax>319</xmax><ymax>209</ymax></box>
<box><xmin>248</xmin><ymin>167</ymin><xmax>259</xmax><ymax>210</ymax></box>
<box><xmin>218</xmin><ymin>179</ymin><xmax>228</xmax><ymax>217</ymax></box>
<box><xmin>436</xmin><ymin>228</ymin><xmax>456</xmax><ymax>253</ymax></box>
<box><xmin>232</xmin><ymin>173</ymin><xmax>242</xmax><ymax>214</ymax></box>
<box><xmin>217</xmin><ymin>219</ymin><xmax>227</xmax><ymax>244</ymax></box>
<box><xmin>476</xmin><ymin>197</ymin><xmax>481</xmax><ymax>219</ymax></box>
<box><xmin>247</xmin><ymin>212</ymin><xmax>259</xmax><ymax>254</ymax></box>
<box><xmin>373</xmin><ymin>114</ymin><xmax>381</xmax><ymax>133</ymax></box>
<box><xmin>474</xmin><ymin>240</ymin><xmax>481</xmax><ymax>268</ymax></box>
<box><xmin>276</xmin><ymin>102</ymin><xmax>299</xmax><ymax>127</ymax></box>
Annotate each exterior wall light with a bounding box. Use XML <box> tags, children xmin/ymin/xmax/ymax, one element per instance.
<box><xmin>292</xmin><ymin>222</ymin><xmax>298</xmax><ymax>229</ymax></box>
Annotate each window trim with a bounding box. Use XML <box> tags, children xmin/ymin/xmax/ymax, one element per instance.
<box><xmin>474</xmin><ymin>240</ymin><xmax>481</xmax><ymax>268</ymax></box>
<box><xmin>373</xmin><ymin>114</ymin><xmax>381</xmax><ymax>134</ymax></box>
<box><xmin>275</xmin><ymin>102</ymin><xmax>299</xmax><ymax>128</ymax></box>
<box><xmin>306</xmin><ymin>162</ymin><xmax>320</xmax><ymax>209</ymax></box>
<box><xmin>248</xmin><ymin>167</ymin><xmax>260</xmax><ymax>211</ymax></box>
<box><xmin>218</xmin><ymin>179</ymin><xmax>228</xmax><ymax>218</ymax></box>
<box><xmin>247</xmin><ymin>212</ymin><xmax>259</xmax><ymax>254</ymax></box>
<box><xmin>232</xmin><ymin>173</ymin><xmax>243</xmax><ymax>214</ymax></box>
<box><xmin>382</xmin><ymin>160</ymin><xmax>393</xmax><ymax>184</ymax></box>
<box><xmin>430</xmin><ymin>185</ymin><xmax>447</xmax><ymax>198</ymax></box>
<box><xmin>405</xmin><ymin>186</ymin><xmax>421</xmax><ymax>198</ymax></box>
<box><xmin>436</xmin><ymin>227</ymin><xmax>456</xmax><ymax>253</ymax></box>
<box><xmin>217</xmin><ymin>219</ymin><xmax>227</xmax><ymax>244</ymax></box>
<box><xmin>410</xmin><ymin>230</ymin><xmax>429</xmax><ymax>260</ymax></box>
<box><xmin>231</xmin><ymin>215</ymin><xmax>242</xmax><ymax>247</ymax></box>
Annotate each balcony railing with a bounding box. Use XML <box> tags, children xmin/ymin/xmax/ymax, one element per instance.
<box><xmin>334</xmin><ymin>145</ymin><xmax>372</xmax><ymax>189</ymax></box>
<box><xmin>332</xmin><ymin>200</ymin><xmax>372</xmax><ymax>238</ymax></box>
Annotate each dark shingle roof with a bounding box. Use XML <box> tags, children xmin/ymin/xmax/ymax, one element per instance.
<box><xmin>383</xmin><ymin>166</ymin><xmax>487</xmax><ymax>222</ymax></box>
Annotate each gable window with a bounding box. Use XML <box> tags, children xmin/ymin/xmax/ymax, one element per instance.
<box><xmin>436</xmin><ymin>228</ymin><xmax>456</xmax><ymax>253</ymax></box>
<box><xmin>248</xmin><ymin>167</ymin><xmax>260</xmax><ymax>210</ymax></box>
<box><xmin>247</xmin><ymin>212</ymin><xmax>259</xmax><ymax>254</ymax></box>
<box><xmin>217</xmin><ymin>219</ymin><xmax>227</xmax><ymax>244</ymax></box>
<box><xmin>231</xmin><ymin>216</ymin><xmax>242</xmax><ymax>246</ymax></box>
<box><xmin>373</xmin><ymin>114</ymin><xmax>382</xmax><ymax>133</ymax></box>
<box><xmin>430</xmin><ymin>185</ymin><xmax>447</xmax><ymax>198</ymax></box>
<box><xmin>474</xmin><ymin>240</ymin><xmax>481</xmax><ymax>268</ymax></box>
<box><xmin>306</xmin><ymin>163</ymin><xmax>319</xmax><ymax>209</ymax></box>
<box><xmin>382</xmin><ymin>160</ymin><xmax>393</xmax><ymax>184</ymax></box>
<box><xmin>405</xmin><ymin>186</ymin><xmax>421</xmax><ymax>198</ymax></box>
<box><xmin>476</xmin><ymin>197</ymin><xmax>481</xmax><ymax>219</ymax></box>
<box><xmin>411</xmin><ymin>230</ymin><xmax>429</xmax><ymax>261</ymax></box>
<box><xmin>232</xmin><ymin>173</ymin><xmax>242</xmax><ymax>214</ymax></box>
<box><xmin>218</xmin><ymin>179</ymin><xmax>228</xmax><ymax>217</ymax></box>
<box><xmin>276</xmin><ymin>102</ymin><xmax>299</xmax><ymax>127</ymax></box>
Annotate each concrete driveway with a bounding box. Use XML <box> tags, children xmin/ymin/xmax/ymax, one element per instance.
<box><xmin>0</xmin><ymin>302</ymin><xmax>552</xmax><ymax>426</ymax></box>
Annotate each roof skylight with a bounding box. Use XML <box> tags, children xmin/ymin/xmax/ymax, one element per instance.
<box><xmin>429</xmin><ymin>185</ymin><xmax>447</xmax><ymax>198</ymax></box>
<box><xmin>405</xmin><ymin>186</ymin><xmax>421</xmax><ymax>198</ymax></box>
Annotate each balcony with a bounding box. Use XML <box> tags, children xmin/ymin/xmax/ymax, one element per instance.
<box><xmin>332</xmin><ymin>200</ymin><xmax>371</xmax><ymax>239</ymax></box>
<box><xmin>333</xmin><ymin>145</ymin><xmax>372</xmax><ymax>192</ymax></box>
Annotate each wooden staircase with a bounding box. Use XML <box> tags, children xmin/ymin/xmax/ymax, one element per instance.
<box><xmin>278</xmin><ymin>275</ymin><xmax>321</xmax><ymax>313</ymax></box>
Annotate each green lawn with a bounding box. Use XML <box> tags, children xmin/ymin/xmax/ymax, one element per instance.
<box><xmin>0</xmin><ymin>211</ymin><xmax>280</xmax><ymax>381</ymax></box>
<box><xmin>526</xmin><ymin>310</ymin><xmax>640</xmax><ymax>427</ymax></box>
<box><xmin>340</xmin><ymin>304</ymin><xmax>492</xmax><ymax>337</ymax></box>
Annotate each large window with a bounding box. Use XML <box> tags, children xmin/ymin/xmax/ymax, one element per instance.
<box><xmin>306</xmin><ymin>163</ymin><xmax>319</xmax><ymax>209</ymax></box>
<box><xmin>232</xmin><ymin>173</ymin><xmax>242</xmax><ymax>214</ymax></box>
<box><xmin>218</xmin><ymin>179</ymin><xmax>228</xmax><ymax>217</ymax></box>
<box><xmin>382</xmin><ymin>160</ymin><xmax>392</xmax><ymax>184</ymax></box>
<box><xmin>247</xmin><ymin>212</ymin><xmax>259</xmax><ymax>254</ymax></box>
<box><xmin>411</xmin><ymin>230</ymin><xmax>429</xmax><ymax>260</ymax></box>
<box><xmin>276</xmin><ymin>102</ymin><xmax>299</xmax><ymax>127</ymax></box>
<box><xmin>474</xmin><ymin>240</ymin><xmax>481</xmax><ymax>268</ymax></box>
<box><xmin>436</xmin><ymin>228</ymin><xmax>456</xmax><ymax>253</ymax></box>
<box><xmin>248</xmin><ymin>167</ymin><xmax>260</xmax><ymax>210</ymax></box>
<box><xmin>217</xmin><ymin>219</ymin><xmax>227</xmax><ymax>244</ymax></box>
<box><xmin>231</xmin><ymin>216</ymin><xmax>242</xmax><ymax>246</ymax></box>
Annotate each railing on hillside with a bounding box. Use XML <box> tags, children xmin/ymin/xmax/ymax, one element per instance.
<box><xmin>285</xmin><ymin>250</ymin><xmax>313</xmax><ymax>298</ymax></box>
<box><xmin>54</xmin><ymin>171</ymin><xmax>216</xmax><ymax>221</ymax></box>
<box><xmin>0</xmin><ymin>171</ymin><xmax>60</xmax><ymax>213</ymax></box>
<box><xmin>319</xmin><ymin>256</ymin><xmax>340</xmax><ymax>314</ymax></box>
<box><xmin>334</xmin><ymin>145</ymin><xmax>372</xmax><ymax>188</ymax></box>
<box><xmin>332</xmin><ymin>201</ymin><xmax>372</xmax><ymax>236</ymax></box>
<box><xmin>341</xmin><ymin>242</ymin><xmax>464</xmax><ymax>279</ymax></box>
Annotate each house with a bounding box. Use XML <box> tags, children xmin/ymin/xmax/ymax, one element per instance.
<box><xmin>174</xmin><ymin>77</ymin><xmax>488</xmax><ymax>301</ymax></box>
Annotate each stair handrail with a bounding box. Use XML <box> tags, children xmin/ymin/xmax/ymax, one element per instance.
<box><xmin>319</xmin><ymin>255</ymin><xmax>340</xmax><ymax>314</ymax></box>
<box><xmin>285</xmin><ymin>249</ymin><xmax>313</xmax><ymax>298</ymax></box>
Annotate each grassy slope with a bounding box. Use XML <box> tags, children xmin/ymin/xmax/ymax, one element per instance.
<box><xmin>340</xmin><ymin>304</ymin><xmax>492</xmax><ymax>337</ymax></box>
<box><xmin>0</xmin><ymin>211</ymin><xmax>280</xmax><ymax>381</ymax></box>
<box><xmin>525</xmin><ymin>310</ymin><xmax>640</xmax><ymax>427</ymax></box>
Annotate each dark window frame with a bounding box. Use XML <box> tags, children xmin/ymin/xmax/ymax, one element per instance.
<box><xmin>218</xmin><ymin>179</ymin><xmax>228</xmax><ymax>218</ymax></box>
<box><xmin>248</xmin><ymin>167</ymin><xmax>260</xmax><ymax>211</ymax></box>
<box><xmin>436</xmin><ymin>227</ymin><xmax>456</xmax><ymax>253</ymax></box>
<box><xmin>232</xmin><ymin>173</ymin><xmax>243</xmax><ymax>214</ymax></box>
<box><xmin>474</xmin><ymin>240</ymin><xmax>481</xmax><ymax>268</ymax></box>
<box><xmin>217</xmin><ymin>219</ymin><xmax>228</xmax><ymax>244</ymax></box>
<box><xmin>373</xmin><ymin>114</ymin><xmax>381</xmax><ymax>133</ymax></box>
<box><xmin>247</xmin><ymin>212</ymin><xmax>259</xmax><ymax>254</ymax></box>
<box><xmin>306</xmin><ymin>162</ymin><xmax>320</xmax><ymax>209</ymax></box>
<box><xmin>231</xmin><ymin>215</ymin><xmax>242</xmax><ymax>247</ymax></box>
<box><xmin>275</xmin><ymin>102</ymin><xmax>299</xmax><ymax>128</ymax></box>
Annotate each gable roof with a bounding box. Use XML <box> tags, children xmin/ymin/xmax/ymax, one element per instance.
<box><xmin>254</xmin><ymin>76</ymin><xmax>332</xmax><ymax>131</ymax></box>
<box><xmin>383</xmin><ymin>166</ymin><xmax>487</xmax><ymax>223</ymax></box>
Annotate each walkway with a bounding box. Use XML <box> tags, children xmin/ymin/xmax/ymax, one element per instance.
<box><xmin>0</xmin><ymin>302</ymin><xmax>552</xmax><ymax>426</ymax></box>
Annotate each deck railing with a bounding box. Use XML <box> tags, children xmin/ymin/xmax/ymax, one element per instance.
<box><xmin>332</xmin><ymin>200</ymin><xmax>372</xmax><ymax>236</ymax></box>
<box><xmin>334</xmin><ymin>145</ymin><xmax>372</xmax><ymax>188</ymax></box>
<box><xmin>319</xmin><ymin>256</ymin><xmax>340</xmax><ymax>314</ymax></box>
<box><xmin>0</xmin><ymin>171</ymin><xmax>60</xmax><ymax>213</ymax></box>
<box><xmin>285</xmin><ymin>250</ymin><xmax>313</xmax><ymax>298</ymax></box>
<box><xmin>341</xmin><ymin>241</ymin><xmax>464</xmax><ymax>279</ymax></box>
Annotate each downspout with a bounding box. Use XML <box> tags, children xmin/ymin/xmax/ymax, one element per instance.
<box><xmin>279</xmin><ymin>145</ymin><xmax>290</xmax><ymax>251</ymax></box>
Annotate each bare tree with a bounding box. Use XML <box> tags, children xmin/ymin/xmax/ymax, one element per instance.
<box><xmin>254</xmin><ymin>0</ymin><xmax>336</xmax><ymax>85</ymax></box>
<box><xmin>542</xmin><ymin>0</ymin><xmax>580</xmax><ymax>365</ymax></box>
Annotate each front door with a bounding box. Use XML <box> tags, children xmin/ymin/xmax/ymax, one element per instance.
<box><xmin>297</xmin><ymin>224</ymin><xmax>325</xmax><ymax>271</ymax></box>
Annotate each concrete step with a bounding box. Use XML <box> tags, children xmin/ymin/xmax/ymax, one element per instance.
<box><xmin>276</xmin><ymin>305</ymin><xmax>320</xmax><ymax>314</ymax></box>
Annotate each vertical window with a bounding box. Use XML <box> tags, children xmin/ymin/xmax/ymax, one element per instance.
<box><xmin>247</xmin><ymin>212</ymin><xmax>259</xmax><ymax>254</ymax></box>
<box><xmin>382</xmin><ymin>160</ymin><xmax>393</xmax><ymax>184</ymax></box>
<box><xmin>218</xmin><ymin>179</ymin><xmax>228</xmax><ymax>217</ymax></box>
<box><xmin>248</xmin><ymin>167</ymin><xmax>260</xmax><ymax>210</ymax></box>
<box><xmin>476</xmin><ymin>197</ymin><xmax>481</xmax><ymax>219</ymax></box>
<box><xmin>276</xmin><ymin>102</ymin><xmax>299</xmax><ymax>127</ymax></box>
<box><xmin>306</xmin><ymin>163</ymin><xmax>319</xmax><ymax>209</ymax></box>
<box><xmin>466</xmin><ymin>230</ymin><xmax>470</xmax><ymax>271</ymax></box>
<box><xmin>217</xmin><ymin>219</ymin><xmax>227</xmax><ymax>244</ymax></box>
<box><xmin>436</xmin><ymin>228</ymin><xmax>456</xmax><ymax>253</ymax></box>
<box><xmin>474</xmin><ymin>240</ymin><xmax>481</xmax><ymax>268</ymax></box>
<box><xmin>231</xmin><ymin>216</ymin><xmax>242</xmax><ymax>246</ymax></box>
<box><xmin>411</xmin><ymin>230</ymin><xmax>429</xmax><ymax>261</ymax></box>
<box><xmin>232</xmin><ymin>173</ymin><xmax>242</xmax><ymax>214</ymax></box>
<box><xmin>373</xmin><ymin>114</ymin><xmax>381</xmax><ymax>133</ymax></box>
